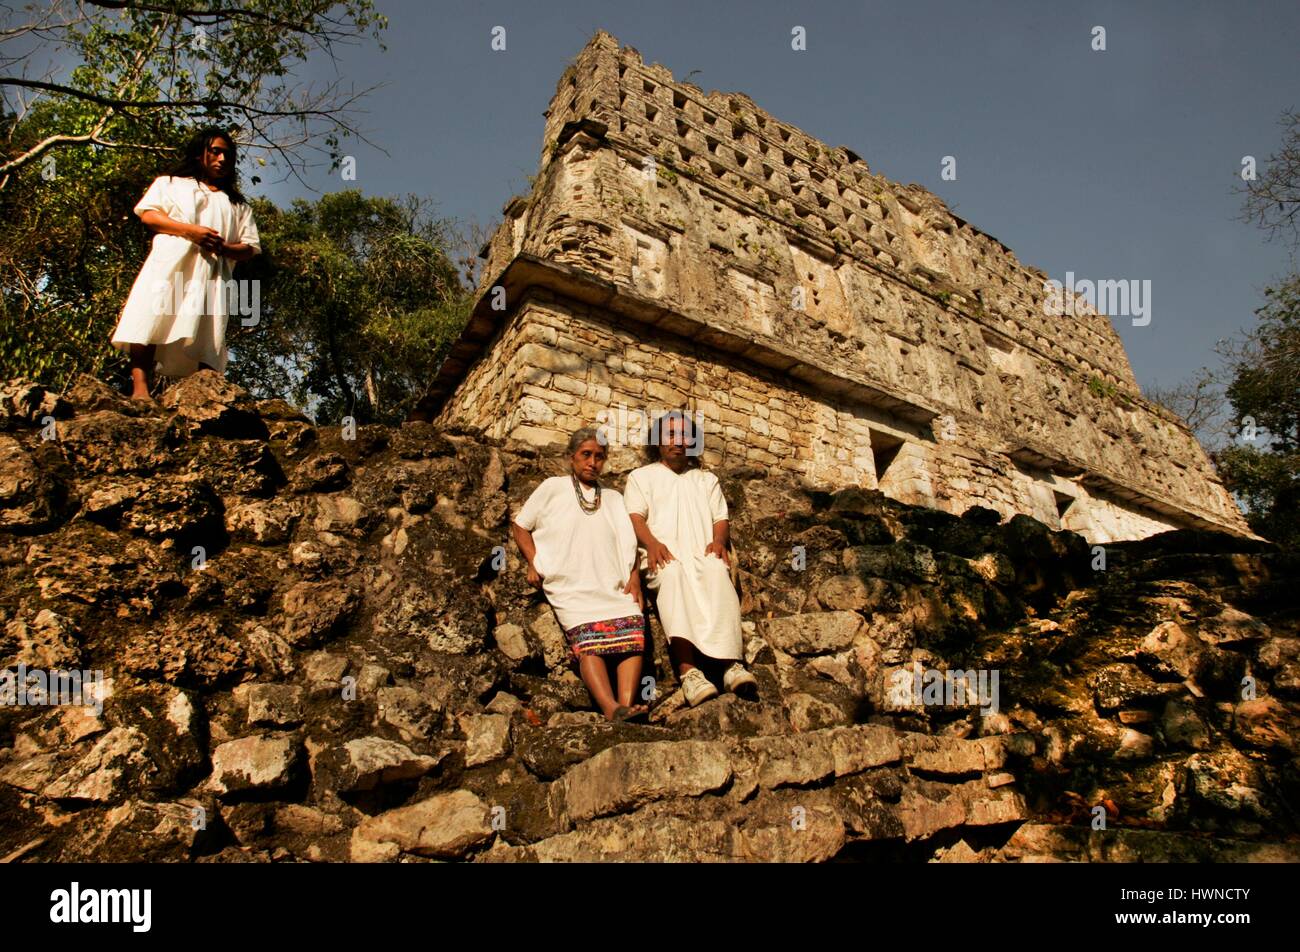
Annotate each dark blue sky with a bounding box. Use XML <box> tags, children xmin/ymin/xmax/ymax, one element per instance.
<box><xmin>261</xmin><ymin>0</ymin><xmax>1300</xmax><ymax>395</ymax></box>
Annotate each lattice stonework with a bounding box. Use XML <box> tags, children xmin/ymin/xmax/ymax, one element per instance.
<box><xmin>418</xmin><ymin>31</ymin><xmax>1251</xmax><ymax>544</ymax></box>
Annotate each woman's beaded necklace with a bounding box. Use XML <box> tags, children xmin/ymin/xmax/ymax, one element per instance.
<box><xmin>572</xmin><ymin>473</ymin><xmax>601</xmax><ymax>514</ymax></box>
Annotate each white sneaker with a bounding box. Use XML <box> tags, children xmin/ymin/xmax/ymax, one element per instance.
<box><xmin>681</xmin><ymin>668</ymin><xmax>719</xmax><ymax>707</ymax></box>
<box><xmin>722</xmin><ymin>662</ymin><xmax>758</xmax><ymax>697</ymax></box>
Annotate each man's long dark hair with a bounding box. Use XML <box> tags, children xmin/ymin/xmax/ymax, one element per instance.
<box><xmin>166</xmin><ymin>126</ymin><xmax>247</xmax><ymax>205</ymax></box>
<box><xmin>647</xmin><ymin>410</ymin><xmax>703</xmax><ymax>467</ymax></box>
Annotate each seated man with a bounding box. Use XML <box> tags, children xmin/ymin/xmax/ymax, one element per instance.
<box><xmin>623</xmin><ymin>410</ymin><xmax>758</xmax><ymax>707</ymax></box>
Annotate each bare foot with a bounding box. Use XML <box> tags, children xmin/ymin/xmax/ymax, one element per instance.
<box><xmin>604</xmin><ymin>702</ymin><xmax>649</xmax><ymax>722</ymax></box>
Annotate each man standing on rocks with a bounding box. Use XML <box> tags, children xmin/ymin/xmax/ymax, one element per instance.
<box><xmin>624</xmin><ymin>411</ymin><xmax>758</xmax><ymax>707</ymax></box>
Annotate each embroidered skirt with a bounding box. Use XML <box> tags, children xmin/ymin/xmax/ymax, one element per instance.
<box><xmin>564</xmin><ymin>614</ymin><xmax>646</xmax><ymax>658</ymax></box>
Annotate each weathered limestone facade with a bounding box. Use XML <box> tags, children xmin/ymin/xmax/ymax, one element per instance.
<box><xmin>420</xmin><ymin>31</ymin><xmax>1250</xmax><ymax>543</ymax></box>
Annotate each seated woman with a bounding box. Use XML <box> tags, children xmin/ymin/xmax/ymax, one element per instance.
<box><xmin>512</xmin><ymin>428</ymin><xmax>649</xmax><ymax>722</ymax></box>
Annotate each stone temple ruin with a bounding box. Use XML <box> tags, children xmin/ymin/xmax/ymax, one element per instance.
<box><xmin>416</xmin><ymin>31</ymin><xmax>1250</xmax><ymax>544</ymax></box>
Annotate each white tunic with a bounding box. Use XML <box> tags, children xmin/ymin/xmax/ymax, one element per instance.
<box><xmin>514</xmin><ymin>475</ymin><xmax>641</xmax><ymax>630</ymax></box>
<box><xmin>623</xmin><ymin>463</ymin><xmax>742</xmax><ymax>661</ymax></box>
<box><xmin>110</xmin><ymin>175</ymin><xmax>261</xmax><ymax>377</ymax></box>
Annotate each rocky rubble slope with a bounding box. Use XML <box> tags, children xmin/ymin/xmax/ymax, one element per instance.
<box><xmin>0</xmin><ymin>373</ymin><xmax>1297</xmax><ymax>862</ymax></box>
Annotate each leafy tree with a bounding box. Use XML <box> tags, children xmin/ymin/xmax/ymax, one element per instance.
<box><xmin>0</xmin><ymin>98</ymin><xmax>187</xmax><ymax>389</ymax></box>
<box><xmin>1</xmin><ymin>0</ymin><xmax>388</xmax><ymax>188</ymax></box>
<box><xmin>1150</xmin><ymin>110</ymin><xmax>1300</xmax><ymax>548</ymax></box>
<box><xmin>1215</xmin><ymin>107</ymin><xmax>1300</xmax><ymax>548</ymax></box>
<box><xmin>0</xmin><ymin>0</ymin><xmax>389</xmax><ymax>389</ymax></box>
<box><xmin>1212</xmin><ymin>276</ymin><xmax>1300</xmax><ymax>547</ymax></box>
<box><xmin>228</xmin><ymin>190</ymin><xmax>471</xmax><ymax>424</ymax></box>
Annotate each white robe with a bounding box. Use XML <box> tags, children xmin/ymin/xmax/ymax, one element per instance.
<box><xmin>110</xmin><ymin>175</ymin><xmax>261</xmax><ymax>377</ymax></box>
<box><xmin>514</xmin><ymin>476</ymin><xmax>642</xmax><ymax>631</ymax></box>
<box><xmin>623</xmin><ymin>462</ymin><xmax>742</xmax><ymax>661</ymax></box>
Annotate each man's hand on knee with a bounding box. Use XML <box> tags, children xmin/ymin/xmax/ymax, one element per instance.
<box><xmin>704</xmin><ymin>540</ymin><xmax>730</xmax><ymax>566</ymax></box>
<box><xmin>646</xmin><ymin>539</ymin><xmax>675</xmax><ymax>572</ymax></box>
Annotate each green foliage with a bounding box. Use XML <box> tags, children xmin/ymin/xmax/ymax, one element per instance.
<box><xmin>620</xmin><ymin>193</ymin><xmax>650</xmax><ymax>218</ymax></box>
<box><xmin>1087</xmin><ymin>375</ymin><xmax>1134</xmax><ymax>407</ymax></box>
<box><xmin>2</xmin><ymin>0</ymin><xmax>388</xmax><ymax>184</ymax></box>
<box><xmin>0</xmin><ymin>99</ymin><xmax>189</xmax><ymax>390</ymax></box>
<box><xmin>655</xmin><ymin>150</ymin><xmax>678</xmax><ymax>184</ymax></box>
<box><xmin>1087</xmin><ymin>376</ymin><xmax>1113</xmax><ymax>399</ymax></box>
<box><xmin>0</xmin><ymin>0</ymin><xmax>390</xmax><ymax>390</ymax></box>
<box><xmin>226</xmin><ymin>190</ymin><xmax>470</xmax><ymax>425</ymax></box>
<box><xmin>1213</xmin><ymin>275</ymin><xmax>1300</xmax><ymax>547</ymax></box>
<box><xmin>1224</xmin><ymin>279</ymin><xmax>1300</xmax><ymax>454</ymax></box>
<box><xmin>1214</xmin><ymin>445</ymin><xmax>1299</xmax><ymax>547</ymax></box>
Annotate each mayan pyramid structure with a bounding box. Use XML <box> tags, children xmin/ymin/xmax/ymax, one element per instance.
<box><xmin>417</xmin><ymin>31</ymin><xmax>1250</xmax><ymax>544</ymax></box>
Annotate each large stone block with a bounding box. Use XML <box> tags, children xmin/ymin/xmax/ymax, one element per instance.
<box><xmin>761</xmin><ymin>611</ymin><xmax>864</xmax><ymax>656</ymax></box>
<box><xmin>552</xmin><ymin>740</ymin><xmax>732</xmax><ymax>824</ymax></box>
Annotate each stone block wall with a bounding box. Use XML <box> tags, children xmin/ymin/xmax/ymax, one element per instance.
<box><xmin>440</xmin><ymin>293</ymin><xmax>1214</xmax><ymax>542</ymax></box>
